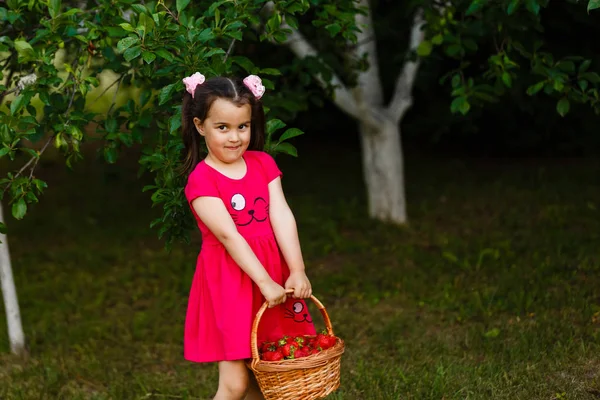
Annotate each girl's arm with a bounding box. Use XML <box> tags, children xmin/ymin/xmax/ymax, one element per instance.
<box><xmin>268</xmin><ymin>177</ymin><xmax>312</xmax><ymax>299</ymax></box>
<box><xmin>191</xmin><ymin>197</ymin><xmax>287</xmax><ymax>307</ymax></box>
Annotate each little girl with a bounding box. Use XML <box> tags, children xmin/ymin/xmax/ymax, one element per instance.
<box><xmin>180</xmin><ymin>72</ymin><xmax>316</xmax><ymax>400</ymax></box>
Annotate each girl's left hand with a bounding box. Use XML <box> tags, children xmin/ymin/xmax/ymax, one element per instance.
<box><xmin>284</xmin><ymin>271</ymin><xmax>312</xmax><ymax>299</ymax></box>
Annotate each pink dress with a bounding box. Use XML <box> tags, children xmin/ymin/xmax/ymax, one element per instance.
<box><xmin>183</xmin><ymin>150</ymin><xmax>316</xmax><ymax>363</ymax></box>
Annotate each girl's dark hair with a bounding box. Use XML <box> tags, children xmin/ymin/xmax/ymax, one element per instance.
<box><xmin>181</xmin><ymin>76</ymin><xmax>265</xmax><ymax>176</ymax></box>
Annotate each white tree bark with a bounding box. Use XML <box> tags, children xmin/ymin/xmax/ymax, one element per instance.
<box><xmin>0</xmin><ymin>202</ymin><xmax>27</xmax><ymax>356</ymax></box>
<box><xmin>277</xmin><ymin>1</ymin><xmax>425</xmax><ymax>223</ymax></box>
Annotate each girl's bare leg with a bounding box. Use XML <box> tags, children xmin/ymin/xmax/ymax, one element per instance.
<box><xmin>214</xmin><ymin>360</ymin><xmax>250</xmax><ymax>400</ymax></box>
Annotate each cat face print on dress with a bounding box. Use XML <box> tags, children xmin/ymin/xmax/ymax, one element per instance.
<box><xmin>284</xmin><ymin>301</ymin><xmax>313</xmax><ymax>323</ymax></box>
<box><xmin>230</xmin><ymin>193</ymin><xmax>269</xmax><ymax>226</ymax></box>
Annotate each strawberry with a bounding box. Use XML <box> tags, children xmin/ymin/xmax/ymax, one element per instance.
<box><xmin>309</xmin><ymin>348</ymin><xmax>320</xmax><ymax>355</ymax></box>
<box><xmin>260</xmin><ymin>341</ymin><xmax>277</xmax><ymax>353</ymax></box>
<box><xmin>294</xmin><ymin>347</ymin><xmax>309</xmax><ymax>358</ymax></box>
<box><xmin>262</xmin><ymin>350</ymin><xmax>284</xmax><ymax>361</ymax></box>
<box><xmin>325</xmin><ymin>335</ymin><xmax>337</xmax><ymax>348</ymax></box>
<box><xmin>316</xmin><ymin>334</ymin><xmax>331</xmax><ymax>350</ymax></box>
<box><xmin>281</xmin><ymin>343</ymin><xmax>297</xmax><ymax>358</ymax></box>
<box><xmin>293</xmin><ymin>336</ymin><xmax>306</xmax><ymax>348</ymax></box>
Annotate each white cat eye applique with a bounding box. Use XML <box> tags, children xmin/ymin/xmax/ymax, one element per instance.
<box><xmin>231</xmin><ymin>193</ymin><xmax>246</xmax><ymax>211</ymax></box>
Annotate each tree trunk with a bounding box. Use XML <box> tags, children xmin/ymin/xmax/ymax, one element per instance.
<box><xmin>358</xmin><ymin>118</ymin><xmax>407</xmax><ymax>223</ymax></box>
<box><xmin>276</xmin><ymin>1</ymin><xmax>423</xmax><ymax>225</ymax></box>
<box><xmin>0</xmin><ymin>202</ymin><xmax>27</xmax><ymax>357</ymax></box>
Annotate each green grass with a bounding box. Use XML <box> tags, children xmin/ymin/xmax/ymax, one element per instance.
<box><xmin>1</xmin><ymin>145</ymin><xmax>599</xmax><ymax>399</ymax></box>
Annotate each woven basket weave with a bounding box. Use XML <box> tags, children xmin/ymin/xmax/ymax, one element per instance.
<box><xmin>247</xmin><ymin>289</ymin><xmax>345</xmax><ymax>400</ymax></box>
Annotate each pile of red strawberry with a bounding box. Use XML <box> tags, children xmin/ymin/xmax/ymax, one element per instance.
<box><xmin>259</xmin><ymin>330</ymin><xmax>338</xmax><ymax>361</ymax></box>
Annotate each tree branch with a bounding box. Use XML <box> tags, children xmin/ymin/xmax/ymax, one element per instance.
<box><xmin>90</xmin><ymin>74</ymin><xmax>125</xmax><ymax>106</ymax></box>
<box><xmin>263</xmin><ymin>2</ymin><xmax>361</xmax><ymax>121</ymax></box>
<box><xmin>3</xmin><ymin>135</ymin><xmax>53</xmax><ymax>195</ymax></box>
<box><xmin>388</xmin><ymin>9</ymin><xmax>425</xmax><ymax>123</ymax></box>
<box><xmin>28</xmin><ymin>137</ymin><xmax>53</xmax><ymax>180</ymax></box>
<box><xmin>107</xmin><ymin>75</ymin><xmax>123</xmax><ymax>115</ymax></box>
<box><xmin>223</xmin><ymin>39</ymin><xmax>236</xmax><ymax>64</ymax></box>
<box><xmin>352</xmin><ymin>0</ymin><xmax>384</xmax><ymax>107</ymax></box>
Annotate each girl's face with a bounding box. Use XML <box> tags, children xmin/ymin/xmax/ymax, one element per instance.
<box><xmin>194</xmin><ymin>98</ymin><xmax>252</xmax><ymax>165</ymax></box>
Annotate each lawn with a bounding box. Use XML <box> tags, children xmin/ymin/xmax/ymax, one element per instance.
<box><xmin>1</xmin><ymin>143</ymin><xmax>599</xmax><ymax>399</ymax></box>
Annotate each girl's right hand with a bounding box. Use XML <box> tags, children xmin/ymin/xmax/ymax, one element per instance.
<box><xmin>260</xmin><ymin>280</ymin><xmax>287</xmax><ymax>308</ymax></box>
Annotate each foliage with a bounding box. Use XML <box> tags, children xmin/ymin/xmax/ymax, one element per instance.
<box><xmin>420</xmin><ymin>0</ymin><xmax>600</xmax><ymax>117</ymax></box>
<box><xmin>0</xmin><ymin>0</ymin><xmax>361</xmax><ymax>246</ymax></box>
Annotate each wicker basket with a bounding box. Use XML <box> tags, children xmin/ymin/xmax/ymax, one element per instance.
<box><xmin>247</xmin><ymin>289</ymin><xmax>345</xmax><ymax>400</ymax></box>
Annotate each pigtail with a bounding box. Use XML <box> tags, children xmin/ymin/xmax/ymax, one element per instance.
<box><xmin>181</xmin><ymin>93</ymin><xmax>204</xmax><ymax>176</ymax></box>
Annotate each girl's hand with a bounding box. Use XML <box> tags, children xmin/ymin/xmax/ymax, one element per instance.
<box><xmin>259</xmin><ymin>280</ymin><xmax>288</xmax><ymax>308</ymax></box>
<box><xmin>284</xmin><ymin>271</ymin><xmax>312</xmax><ymax>299</ymax></box>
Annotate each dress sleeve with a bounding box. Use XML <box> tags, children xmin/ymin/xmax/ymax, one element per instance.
<box><xmin>256</xmin><ymin>151</ymin><xmax>283</xmax><ymax>183</ymax></box>
<box><xmin>184</xmin><ymin>166</ymin><xmax>220</xmax><ymax>203</ymax></box>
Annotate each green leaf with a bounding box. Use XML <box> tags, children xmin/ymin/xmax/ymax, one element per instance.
<box><xmin>556</xmin><ymin>61</ymin><xmax>575</xmax><ymax>73</ymax></box>
<box><xmin>553</xmin><ymin>80</ymin><xmax>564</xmax><ymax>91</ymax></box>
<box><xmin>417</xmin><ymin>40</ymin><xmax>433</xmax><ymax>57</ymax></box>
<box><xmin>105</xmin><ymin>117</ymin><xmax>118</xmax><ymax>133</ymax></box>
<box><xmin>578</xmin><ymin>80</ymin><xmax>589</xmax><ymax>91</ymax></box>
<box><xmin>131</xmin><ymin>4</ymin><xmax>147</xmax><ymax>14</ymax></box>
<box><xmin>501</xmin><ymin>72</ymin><xmax>512</xmax><ymax>88</ymax></box>
<box><xmin>266</xmin><ymin>119</ymin><xmax>286</xmax><ymax>135</ymax></box>
<box><xmin>0</xmin><ymin>222</ymin><xmax>6</xmax><ymax>234</ymax></box>
<box><xmin>526</xmin><ymin>81</ymin><xmax>545</xmax><ymax>95</ymax></box>
<box><xmin>169</xmin><ymin>114</ymin><xmax>181</xmax><ymax>133</ymax></box>
<box><xmin>197</xmin><ymin>28</ymin><xmax>214</xmax><ymax>43</ymax></box>
<box><xmin>49</xmin><ymin>0</ymin><xmax>61</xmax><ymax>18</ymax></box>
<box><xmin>466</xmin><ymin>0</ymin><xmax>486</xmax><ymax>15</ymax></box>
<box><xmin>140</xmin><ymin>90</ymin><xmax>152</xmax><ymax>107</ymax></box>
<box><xmin>325</xmin><ymin>23</ymin><xmax>342</xmax><ymax>37</ymax></box>
<box><xmin>278</xmin><ymin>128</ymin><xmax>304</xmax><ymax>143</ymax></box>
<box><xmin>119</xmin><ymin>23</ymin><xmax>136</xmax><ymax>32</ymax></box>
<box><xmin>117</xmin><ymin>36</ymin><xmax>139</xmax><ymax>52</ymax></box>
<box><xmin>225</xmin><ymin>31</ymin><xmax>243</xmax><ymax>41</ymax></box>
<box><xmin>39</xmin><ymin>91</ymin><xmax>50</xmax><ymax>106</ymax></box>
<box><xmin>525</xmin><ymin>0</ymin><xmax>540</xmax><ymax>15</ymax></box>
<box><xmin>445</xmin><ymin>44</ymin><xmax>462</xmax><ymax>57</ymax></box>
<box><xmin>0</xmin><ymin>147</ymin><xmax>10</xmax><ymax>158</ymax></box>
<box><xmin>10</xmin><ymin>92</ymin><xmax>32</xmax><ymax>115</ymax></box>
<box><xmin>14</xmin><ymin>39</ymin><xmax>35</xmax><ymax>60</ymax></box>
<box><xmin>158</xmin><ymin>83</ymin><xmax>177</xmax><ymax>105</ymax></box>
<box><xmin>104</xmin><ymin>147</ymin><xmax>118</xmax><ymax>164</ymax></box>
<box><xmin>155</xmin><ymin>48</ymin><xmax>174</xmax><ymax>62</ymax></box>
<box><xmin>204</xmin><ymin>48</ymin><xmax>225</xmax><ymax>58</ymax></box>
<box><xmin>124</xmin><ymin>45</ymin><xmax>142</xmax><ymax>62</ymax></box>
<box><xmin>507</xmin><ymin>0</ymin><xmax>520</xmax><ymax>15</ymax></box>
<box><xmin>556</xmin><ymin>97</ymin><xmax>570</xmax><ymax>117</ymax></box>
<box><xmin>588</xmin><ymin>0</ymin><xmax>600</xmax><ymax>12</ymax></box>
<box><xmin>142</xmin><ymin>51</ymin><xmax>156</xmax><ymax>64</ymax></box>
<box><xmin>274</xmin><ymin>142</ymin><xmax>298</xmax><ymax>157</ymax></box>
<box><xmin>580</xmin><ymin>72</ymin><xmax>600</xmax><ymax>83</ymax></box>
<box><xmin>431</xmin><ymin>34</ymin><xmax>443</xmax><ymax>45</ymax></box>
<box><xmin>12</xmin><ymin>199</ymin><xmax>27</xmax><ymax>220</ymax></box>
<box><xmin>579</xmin><ymin>60</ymin><xmax>591</xmax><ymax>73</ymax></box>
<box><xmin>233</xmin><ymin>56</ymin><xmax>255</xmax><ymax>73</ymax></box>
<box><xmin>177</xmin><ymin>0</ymin><xmax>190</xmax><ymax>12</ymax></box>
<box><xmin>260</xmin><ymin>68</ymin><xmax>281</xmax><ymax>76</ymax></box>
<box><xmin>450</xmin><ymin>96</ymin><xmax>471</xmax><ymax>115</ymax></box>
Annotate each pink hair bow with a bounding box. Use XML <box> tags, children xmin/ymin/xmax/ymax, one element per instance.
<box><xmin>243</xmin><ymin>75</ymin><xmax>265</xmax><ymax>99</ymax></box>
<box><xmin>182</xmin><ymin>72</ymin><xmax>206</xmax><ymax>98</ymax></box>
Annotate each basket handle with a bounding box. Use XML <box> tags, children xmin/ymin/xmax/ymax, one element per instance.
<box><xmin>250</xmin><ymin>289</ymin><xmax>335</xmax><ymax>368</ymax></box>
